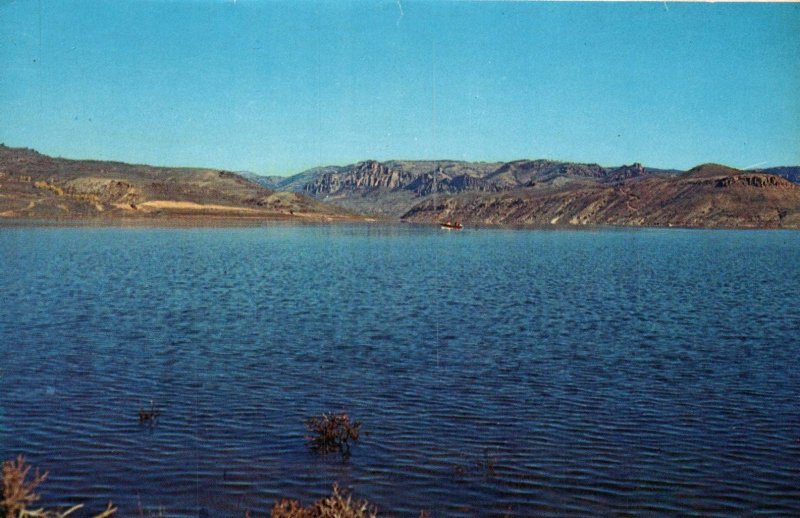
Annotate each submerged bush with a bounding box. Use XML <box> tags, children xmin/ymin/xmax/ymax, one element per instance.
<box><xmin>138</xmin><ymin>400</ymin><xmax>161</xmax><ymax>424</ymax></box>
<box><xmin>270</xmin><ymin>484</ymin><xmax>377</xmax><ymax>518</ymax></box>
<box><xmin>305</xmin><ymin>413</ymin><xmax>362</xmax><ymax>455</ymax></box>
<box><xmin>451</xmin><ymin>449</ymin><xmax>499</xmax><ymax>480</ymax></box>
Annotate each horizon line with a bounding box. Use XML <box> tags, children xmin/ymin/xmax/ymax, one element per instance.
<box><xmin>2</xmin><ymin>142</ymin><xmax>796</xmax><ymax>178</ymax></box>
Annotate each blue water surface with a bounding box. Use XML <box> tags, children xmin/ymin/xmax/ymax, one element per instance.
<box><xmin>1</xmin><ymin>223</ymin><xmax>799</xmax><ymax>516</ymax></box>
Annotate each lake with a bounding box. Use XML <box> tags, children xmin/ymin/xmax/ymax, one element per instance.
<box><xmin>1</xmin><ymin>223</ymin><xmax>798</xmax><ymax>516</ymax></box>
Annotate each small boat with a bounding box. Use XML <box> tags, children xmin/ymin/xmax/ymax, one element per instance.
<box><xmin>432</xmin><ymin>165</ymin><xmax>463</xmax><ymax>230</ymax></box>
<box><xmin>440</xmin><ymin>221</ymin><xmax>463</xmax><ymax>230</ymax></box>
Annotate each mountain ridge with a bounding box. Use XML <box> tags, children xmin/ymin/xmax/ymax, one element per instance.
<box><xmin>2</xmin><ymin>145</ymin><xmax>799</xmax><ymax>228</ymax></box>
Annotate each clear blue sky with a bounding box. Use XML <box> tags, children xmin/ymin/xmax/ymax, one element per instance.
<box><xmin>1</xmin><ymin>1</ymin><xmax>798</xmax><ymax>174</ymax></box>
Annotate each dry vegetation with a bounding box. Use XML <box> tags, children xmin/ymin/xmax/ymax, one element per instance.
<box><xmin>1</xmin><ymin>456</ymin><xmax>47</xmax><ymax>518</ymax></box>
<box><xmin>5</xmin><ymin>414</ymin><xmax>438</xmax><ymax>517</ymax></box>
<box><xmin>305</xmin><ymin>413</ymin><xmax>362</xmax><ymax>455</ymax></box>
<box><xmin>3</xmin><ymin>456</ymin><xmax>436</xmax><ymax>518</ymax></box>
<box><xmin>1</xmin><ymin>456</ymin><xmax>116</xmax><ymax>518</ymax></box>
<box><xmin>268</xmin><ymin>484</ymin><xmax>377</xmax><ymax>518</ymax></box>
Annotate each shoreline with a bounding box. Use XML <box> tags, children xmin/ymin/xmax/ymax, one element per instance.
<box><xmin>0</xmin><ymin>213</ymin><xmax>379</xmax><ymax>228</ymax></box>
<box><xmin>0</xmin><ymin>215</ymin><xmax>797</xmax><ymax>231</ymax></box>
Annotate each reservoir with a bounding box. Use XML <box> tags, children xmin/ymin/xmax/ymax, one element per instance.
<box><xmin>1</xmin><ymin>224</ymin><xmax>798</xmax><ymax>516</ymax></box>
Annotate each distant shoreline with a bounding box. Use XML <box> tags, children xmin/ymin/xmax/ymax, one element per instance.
<box><xmin>1</xmin><ymin>217</ymin><xmax>797</xmax><ymax>231</ymax></box>
<box><xmin>0</xmin><ymin>214</ymin><xmax>374</xmax><ymax>228</ymax></box>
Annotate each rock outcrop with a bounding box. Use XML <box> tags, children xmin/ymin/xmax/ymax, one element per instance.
<box><xmin>607</xmin><ymin>163</ymin><xmax>646</xmax><ymax>182</ymax></box>
<box><xmin>304</xmin><ymin>161</ymin><xmax>417</xmax><ymax>196</ymax></box>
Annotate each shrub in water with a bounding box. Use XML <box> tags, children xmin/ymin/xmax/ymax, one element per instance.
<box><xmin>270</xmin><ymin>484</ymin><xmax>376</xmax><ymax>518</ymax></box>
<box><xmin>305</xmin><ymin>413</ymin><xmax>362</xmax><ymax>455</ymax></box>
<box><xmin>138</xmin><ymin>400</ymin><xmax>161</xmax><ymax>424</ymax></box>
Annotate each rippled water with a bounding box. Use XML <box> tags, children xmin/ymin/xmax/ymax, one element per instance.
<box><xmin>1</xmin><ymin>224</ymin><xmax>799</xmax><ymax>516</ymax></box>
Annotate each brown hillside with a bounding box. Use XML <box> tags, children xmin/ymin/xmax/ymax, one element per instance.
<box><xmin>402</xmin><ymin>164</ymin><xmax>800</xmax><ymax>229</ymax></box>
<box><xmin>0</xmin><ymin>146</ymin><xmax>355</xmax><ymax>221</ymax></box>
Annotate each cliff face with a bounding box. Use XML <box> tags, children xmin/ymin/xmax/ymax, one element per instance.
<box><xmin>301</xmin><ymin>159</ymin><xmax>624</xmax><ymax>197</ymax></box>
<box><xmin>294</xmin><ymin>158</ymin><xmax>623</xmax><ymax>216</ymax></box>
<box><xmin>295</xmin><ymin>160</ymin><xmax>503</xmax><ymax>216</ymax></box>
<box><xmin>303</xmin><ymin>161</ymin><xmax>417</xmax><ymax>196</ymax></box>
<box><xmin>404</xmin><ymin>172</ymin><xmax>500</xmax><ymax>196</ymax></box>
<box><xmin>401</xmin><ymin>164</ymin><xmax>800</xmax><ymax>228</ymax></box>
<box><xmin>0</xmin><ymin>145</ymin><xmax>354</xmax><ymax>220</ymax></box>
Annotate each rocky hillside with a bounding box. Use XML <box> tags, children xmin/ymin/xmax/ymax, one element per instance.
<box><xmin>257</xmin><ymin>158</ymin><xmax>799</xmax><ymax>228</ymax></box>
<box><xmin>402</xmin><ymin>164</ymin><xmax>800</xmax><ymax>228</ymax></box>
<box><xmin>297</xmin><ymin>160</ymin><xmax>500</xmax><ymax>216</ymax></box>
<box><xmin>762</xmin><ymin>166</ymin><xmax>800</xmax><ymax>184</ymax></box>
<box><xmin>293</xmin><ymin>159</ymin><xmax>639</xmax><ymax>216</ymax></box>
<box><xmin>286</xmin><ymin>158</ymin><xmax>744</xmax><ymax>217</ymax></box>
<box><xmin>0</xmin><ymin>145</ymin><xmax>355</xmax><ymax>221</ymax></box>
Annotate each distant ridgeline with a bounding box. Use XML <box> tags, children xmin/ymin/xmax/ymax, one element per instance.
<box><xmin>251</xmin><ymin>158</ymin><xmax>800</xmax><ymax>228</ymax></box>
<box><xmin>2</xmin><ymin>144</ymin><xmax>800</xmax><ymax>228</ymax></box>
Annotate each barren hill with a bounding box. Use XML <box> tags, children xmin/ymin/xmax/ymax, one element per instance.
<box><xmin>402</xmin><ymin>164</ymin><xmax>800</xmax><ymax>228</ymax></box>
<box><xmin>0</xmin><ymin>146</ymin><xmax>355</xmax><ymax>221</ymax></box>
